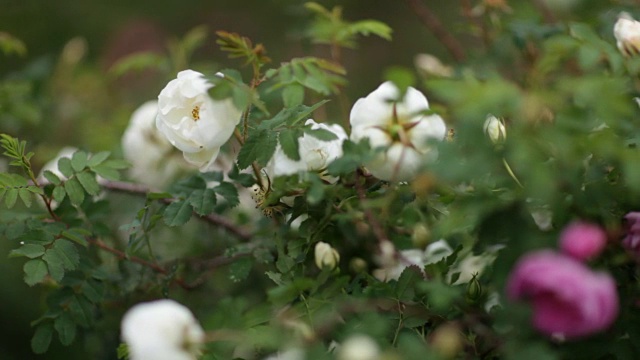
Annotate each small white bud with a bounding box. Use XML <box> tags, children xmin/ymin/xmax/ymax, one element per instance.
<box><xmin>483</xmin><ymin>115</ymin><xmax>506</xmax><ymax>144</ymax></box>
<box><xmin>314</xmin><ymin>241</ymin><xmax>340</xmax><ymax>270</ymax></box>
<box><xmin>337</xmin><ymin>335</ymin><xmax>380</xmax><ymax>360</ymax></box>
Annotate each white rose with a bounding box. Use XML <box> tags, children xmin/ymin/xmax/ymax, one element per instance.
<box><xmin>483</xmin><ymin>115</ymin><xmax>506</xmax><ymax>144</ymax></box>
<box><xmin>121</xmin><ymin>299</ymin><xmax>204</xmax><ymax>360</ymax></box>
<box><xmin>265</xmin><ymin>119</ymin><xmax>347</xmax><ymax>178</ymax></box>
<box><xmin>350</xmin><ymin>81</ymin><xmax>446</xmax><ymax>181</ymax></box>
<box><xmin>614</xmin><ymin>12</ymin><xmax>640</xmax><ymax>57</ymax></box>
<box><xmin>337</xmin><ymin>335</ymin><xmax>380</xmax><ymax>360</ymax></box>
<box><xmin>122</xmin><ymin>100</ymin><xmax>190</xmax><ymax>189</ymax></box>
<box><xmin>314</xmin><ymin>241</ymin><xmax>340</xmax><ymax>270</ymax></box>
<box><xmin>156</xmin><ymin>70</ymin><xmax>242</xmax><ymax>171</ymax></box>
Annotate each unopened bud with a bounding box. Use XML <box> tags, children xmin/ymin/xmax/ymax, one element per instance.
<box><xmin>411</xmin><ymin>224</ymin><xmax>431</xmax><ymax>249</ymax></box>
<box><xmin>483</xmin><ymin>115</ymin><xmax>506</xmax><ymax>144</ymax></box>
<box><xmin>466</xmin><ymin>273</ymin><xmax>483</xmax><ymax>303</ymax></box>
<box><xmin>430</xmin><ymin>322</ymin><xmax>463</xmax><ymax>359</ymax></box>
<box><xmin>337</xmin><ymin>335</ymin><xmax>380</xmax><ymax>360</ymax></box>
<box><xmin>315</xmin><ymin>241</ymin><xmax>340</xmax><ymax>270</ymax></box>
<box><xmin>349</xmin><ymin>257</ymin><xmax>368</xmax><ymax>274</ymax></box>
<box><xmin>414</xmin><ymin>54</ymin><xmax>453</xmax><ymax>78</ymax></box>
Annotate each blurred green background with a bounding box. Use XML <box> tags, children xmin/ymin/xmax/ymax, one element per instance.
<box><xmin>0</xmin><ymin>0</ymin><xmax>625</xmax><ymax>358</ymax></box>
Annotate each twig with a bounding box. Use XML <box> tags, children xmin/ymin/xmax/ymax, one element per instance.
<box><xmin>530</xmin><ymin>0</ymin><xmax>556</xmax><ymax>24</ymax></box>
<box><xmin>354</xmin><ymin>170</ymin><xmax>389</xmax><ymax>243</ymax></box>
<box><xmin>88</xmin><ymin>238</ymin><xmax>197</xmax><ymax>290</ymax></box>
<box><xmin>403</xmin><ymin>0</ymin><xmax>467</xmax><ymax>62</ymax></box>
<box><xmin>101</xmin><ymin>180</ymin><xmax>253</xmax><ymax>241</ymax></box>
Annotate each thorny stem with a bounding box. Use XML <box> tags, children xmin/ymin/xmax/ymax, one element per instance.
<box><xmin>354</xmin><ymin>169</ymin><xmax>390</xmax><ymax>243</ymax></box>
<box><xmin>88</xmin><ymin>238</ymin><xmax>197</xmax><ymax>290</ymax></box>
<box><xmin>403</xmin><ymin>0</ymin><xmax>467</xmax><ymax>63</ymax></box>
<box><xmin>100</xmin><ymin>180</ymin><xmax>253</xmax><ymax>241</ymax></box>
<box><xmin>460</xmin><ymin>0</ymin><xmax>490</xmax><ymax>49</ymax></box>
<box><xmin>23</xmin><ymin>157</ymin><xmax>61</xmax><ymax>222</ymax></box>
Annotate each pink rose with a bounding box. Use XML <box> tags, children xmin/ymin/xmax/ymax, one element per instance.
<box><xmin>559</xmin><ymin>221</ymin><xmax>607</xmax><ymax>261</ymax></box>
<box><xmin>506</xmin><ymin>250</ymin><xmax>618</xmax><ymax>339</ymax></box>
<box><xmin>623</xmin><ymin>212</ymin><xmax>640</xmax><ymax>256</ymax></box>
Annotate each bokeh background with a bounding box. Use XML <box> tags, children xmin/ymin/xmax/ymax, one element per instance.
<box><xmin>0</xmin><ymin>0</ymin><xmax>626</xmax><ymax>358</ymax></box>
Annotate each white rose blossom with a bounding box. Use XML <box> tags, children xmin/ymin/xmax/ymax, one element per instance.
<box><xmin>614</xmin><ymin>12</ymin><xmax>640</xmax><ymax>57</ymax></box>
<box><xmin>265</xmin><ymin>119</ymin><xmax>347</xmax><ymax>178</ymax></box>
<box><xmin>350</xmin><ymin>81</ymin><xmax>447</xmax><ymax>181</ymax></box>
<box><xmin>121</xmin><ymin>299</ymin><xmax>204</xmax><ymax>360</ymax></box>
<box><xmin>156</xmin><ymin>69</ymin><xmax>242</xmax><ymax>171</ymax></box>
<box><xmin>315</xmin><ymin>241</ymin><xmax>340</xmax><ymax>270</ymax></box>
<box><xmin>122</xmin><ymin>100</ymin><xmax>190</xmax><ymax>189</ymax></box>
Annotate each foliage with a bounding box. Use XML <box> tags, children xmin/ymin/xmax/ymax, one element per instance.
<box><xmin>4</xmin><ymin>2</ymin><xmax>640</xmax><ymax>360</ymax></box>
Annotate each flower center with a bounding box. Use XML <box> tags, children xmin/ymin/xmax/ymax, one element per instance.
<box><xmin>191</xmin><ymin>105</ymin><xmax>200</xmax><ymax>121</ymax></box>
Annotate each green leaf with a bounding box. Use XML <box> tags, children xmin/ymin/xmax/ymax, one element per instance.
<box><xmin>52</xmin><ymin>186</ymin><xmax>66</xmax><ymax>204</ymax></box>
<box><xmin>31</xmin><ymin>322</ymin><xmax>53</xmax><ymax>354</ymax></box>
<box><xmin>282</xmin><ymin>84</ymin><xmax>305</xmax><ymax>107</ymax></box>
<box><xmin>71</xmin><ymin>151</ymin><xmax>88</xmax><ymax>172</ymax></box>
<box><xmin>303</xmin><ymin>127</ymin><xmax>338</xmax><ymax>141</ymax></box>
<box><xmin>187</xmin><ymin>189</ymin><xmax>217</xmax><ymax>215</ymax></box>
<box><xmin>81</xmin><ymin>280</ymin><xmax>104</xmax><ymax>303</ymax></box>
<box><xmin>92</xmin><ymin>165</ymin><xmax>120</xmax><ymax>181</ymax></box>
<box><xmin>76</xmin><ymin>172</ymin><xmax>100</xmax><ymax>196</ymax></box>
<box><xmin>51</xmin><ymin>239</ymin><xmax>80</xmax><ymax>270</ymax></box>
<box><xmin>23</xmin><ymin>259</ymin><xmax>48</xmax><ymax>286</ymax></box>
<box><xmin>42</xmin><ymin>250</ymin><xmax>64</xmax><ymax>282</ymax></box>
<box><xmin>9</xmin><ymin>244</ymin><xmax>45</xmax><ymax>258</ymax></box>
<box><xmin>43</xmin><ymin>171</ymin><xmax>61</xmax><ymax>185</ymax></box>
<box><xmin>117</xmin><ymin>343</ymin><xmax>129</xmax><ymax>359</ymax></box>
<box><xmin>163</xmin><ymin>200</ymin><xmax>192</xmax><ymax>227</ymax></box>
<box><xmin>395</xmin><ymin>266</ymin><xmax>421</xmax><ymax>301</ymax></box>
<box><xmin>61</xmin><ymin>229</ymin><xmax>89</xmax><ymax>247</ymax></box>
<box><xmin>4</xmin><ymin>188</ymin><xmax>18</xmax><ymax>208</ymax></box>
<box><xmin>87</xmin><ymin>151</ymin><xmax>111</xmax><ymax>167</ymax></box>
<box><xmin>54</xmin><ymin>312</ymin><xmax>76</xmax><ymax>346</ymax></box>
<box><xmin>279</xmin><ymin>128</ymin><xmax>301</xmax><ymax>161</ymax></box>
<box><xmin>64</xmin><ymin>177</ymin><xmax>85</xmax><ymax>206</ymax></box>
<box><xmin>57</xmin><ymin>157</ymin><xmax>74</xmax><ymax>178</ymax></box>
<box><xmin>27</xmin><ymin>185</ymin><xmax>44</xmax><ymax>195</ymax></box>
<box><xmin>68</xmin><ymin>294</ymin><xmax>92</xmax><ymax>327</ymax></box>
<box><xmin>18</xmin><ymin>187</ymin><xmax>32</xmax><ymax>207</ymax></box>
<box><xmin>102</xmin><ymin>159</ymin><xmax>130</xmax><ymax>169</ymax></box>
<box><xmin>237</xmin><ymin>130</ymin><xmax>278</xmax><ymax>169</ymax></box>
<box><xmin>214</xmin><ymin>182</ymin><xmax>239</xmax><ymax>207</ymax></box>
<box><xmin>228</xmin><ymin>257</ymin><xmax>253</xmax><ymax>282</ymax></box>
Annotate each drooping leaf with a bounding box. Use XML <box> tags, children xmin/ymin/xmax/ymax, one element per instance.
<box><xmin>188</xmin><ymin>189</ymin><xmax>217</xmax><ymax>215</ymax></box>
<box><xmin>163</xmin><ymin>200</ymin><xmax>192</xmax><ymax>227</ymax></box>
<box><xmin>54</xmin><ymin>312</ymin><xmax>76</xmax><ymax>346</ymax></box>
<box><xmin>279</xmin><ymin>128</ymin><xmax>302</xmax><ymax>161</ymax></box>
<box><xmin>76</xmin><ymin>172</ymin><xmax>100</xmax><ymax>196</ymax></box>
<box><xmin>31</xmin><ymin>322</ymin><xmax>53</xmax><ymax>354</ymax></box>
<box><xmin>64</xmin><ymin>177</ymin><xmax>85</xmax><ymax>206</ymax></box>
<box><xmin>23</xmin><ymin>259</ymin><xmax>48</xmax><ymax>286</ymax></box>
<box><xmin>237</xmin><ymin>129</ymin><xmax>278</xmax><ymax>169</ymax></box>
<box><xmin>9</xmin><ymin>243</ymin><xmax>45</xmax><ymax>258</ymax></box>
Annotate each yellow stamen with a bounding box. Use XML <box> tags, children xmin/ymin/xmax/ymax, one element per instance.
<box><xmin>191</xmin><ymin>105</ymin><xmax>200</xmax><ymax>121</ymax></box>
